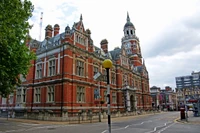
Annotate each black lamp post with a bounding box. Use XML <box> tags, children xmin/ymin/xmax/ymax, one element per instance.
<box><xmin>102</xmin><ymin>59</ymin><xmax>113</xmax><ymax>133</ymax></box>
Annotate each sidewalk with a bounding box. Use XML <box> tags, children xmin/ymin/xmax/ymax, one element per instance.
<box><xmin>0</xmin><ymin>112</ymin><xmax>163</xmax><ymax>125</ymax></box>
<box><xmin>176</xmin><ymin>111</ymin><xmax>200</xmax><ymax>125</ymax></box>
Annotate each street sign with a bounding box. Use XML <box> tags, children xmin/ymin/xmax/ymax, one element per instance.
<box><xmin>93</xmin><ymin>72</ymin><xmax>102</xmax><ymax>81</ymax></box>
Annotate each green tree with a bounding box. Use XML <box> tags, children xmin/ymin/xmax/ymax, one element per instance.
<box><xmin>0</xmin><ymin>0</ymin><xmax>35</xmax><ymax>97</ymax></box>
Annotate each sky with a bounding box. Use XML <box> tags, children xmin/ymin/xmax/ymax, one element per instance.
<box><xmin>29</xmin><ymin>0</ymin><xmax>200</xmax><ymax>89</ymax></box>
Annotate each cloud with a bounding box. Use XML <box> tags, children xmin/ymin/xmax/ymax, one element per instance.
<box><xmin>147</xmin><ymin>44</ymin><xmax>200</xmax><ymax>88</ymax></box>
<box><xmin>29</xmin><ymin>0</ymin><xmax>78</xmax><ymax>40</ymax></box>
<box><xmin>28</xmin><ymin>0</ymin><xmax>200</xmax><ymax>89</ymax></box>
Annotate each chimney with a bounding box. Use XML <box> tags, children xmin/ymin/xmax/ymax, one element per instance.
<box><xmin>45</xmin><ymin>25</ymin><xmax>53</xmax><ymax>39</ymax></box>
<box><xmin>100</xmin><ymin>39</ymin><xmax>108</xmax><ymax>53</ymax></box>
<box><xmin>54</xmin><ymin>24</ymin><xmax>60</xmax><ymax>36</ymax></box>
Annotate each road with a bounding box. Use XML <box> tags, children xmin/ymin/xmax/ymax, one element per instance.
<box><xmin>0</xmin><ymin>112</ymin><xmax>199</xmax><ymax>133</ymax></box>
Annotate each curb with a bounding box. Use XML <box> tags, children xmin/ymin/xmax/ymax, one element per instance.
<box><xmin>174</xmin><ymin>117</ymin><xmax>200</xmax><ymax>125</ymax></box>
<box><xmin>0</xmin><ymin>112</ymin><xmax>164</xmax><ymax>125</ymax></box>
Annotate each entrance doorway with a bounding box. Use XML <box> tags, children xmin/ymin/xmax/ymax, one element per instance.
<box><xmin>130</xmin><ymin>95</ymin><xmax>135</xmax><ymax>111</ymax></box>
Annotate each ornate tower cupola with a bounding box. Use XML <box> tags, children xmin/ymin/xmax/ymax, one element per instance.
<box><xmin>122</xmin><ymin>12</ymin><xmax>142</xmax><ymax>67</ymax></box>
<box><xmin>124</xmin><ymin>12</ymin><xmax>135</xmax><ymax>37</ymax></box>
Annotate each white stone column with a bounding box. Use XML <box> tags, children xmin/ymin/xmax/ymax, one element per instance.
<box><xmin>58</xmin><ymin>53</ymin><xmax>60</xmax><ymax>74</ymax></box>
<box><xmin>73</xmin><ymin>53</ymin><xmax>75</xmax><ymax>75</ymax></box>
<box><xmin>44</xmin><ymin>58</ymin><xmax>46</xmax><ymax>76</ymax></box>
<box><xmin>126</xmin><ymin>91</ymin><xmax>130</xmax><ymax>111</ymax></box>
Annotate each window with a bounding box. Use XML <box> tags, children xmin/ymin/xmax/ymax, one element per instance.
<box><xmin>94</xmin><ymin>88</ymin><xmax>99</xmax><ymax>100</ymax></box>
<box><xmin>22</xmin><ymin>88</ymin><xmax>26</xmax><ymax>102</ymax></box>
<box><xmin>49</xmin><ymin>59</ymin><xmax>56</xmax><ymax>76</ymax></box>
<box><xmin>36</xmin><ymin>63</ymin><xmax>42</xmax><ymax>78</ymax></box>
<box><xmin>131</xmin><ymin>30</ymin><xmax>133</xmax><ymax>35</ymax></box>
<box><xmin>2</xmin><ymin>98</ymin><xmax>7</xmax><ymax>105</ymax></box>
<box><xmin>35</xmin><ymin>88</ymin><xmax>41</xmax><ymax>103</ymax></box>
<box><xmin>104</xmin><ymin>90</ymin><xmax>107</xmax><ymax>102</ymax></box>
<box><xmin>127</xmin><ymin>30</ymin><xmax>129</xmax><ymax>35</ymax></box>
<box><xmin>20</xmin><ymin>74</ymin><xmax>26</xmax><ymax>82</ymax></box>
<box><xmin>122</xmin><ymin>56</ymin><xmax>127</xmax><ymax>65</ymax></box>
<box><xmin>9</xmin><ymin>94</ymin><xmax>14</xmax><ymax>104</ymax></box>
<box><xmin>77</xmin><ymin>86</ymin><xmax>85</xmax><ymax>102</ymax></box>
<box><xmin>112</xmin><ymin>92</ymin><xmax>116</xmax><ymax>103</ymax></box>
<box><xmin>16</xmin><ymin>88</ymin><xmax>21</xmax><ymax>103</ymax></box>
<box><xmin>131</xmin><ymin>79</ymin><xmax>134</xmax><ymax>88</ymax></box>
<box><xmin>16</xmin><ymin>88</ymin><xmax>26</xmax><ymax>103</ymax></box>
<box><xmin>47</xmin><ymin>86</ymin><xmax>54</xmax><ymax>102</ymax></box>
<box><xmin>123</xmin><ymin>74</ymin><xmax>128</xmax><ymax>86</ymax></box>
<box><xmin>111</xmin><ymin>72</ymin><xmax>116</xmax><ymax>84</ymax></box>
<box><xmin>103</xmin><ymin>69</ymin><xmax>107</xmax><ymax>82</ymax></box>
<box><xmin>93</xmin><ymin>66</ymin><xmax>99</xmax><ymax>76</ymax></box>
<box><xmin>76</xmin><ymin>60</ymin><xmax>84</xmax><ymax>76</ymax></box>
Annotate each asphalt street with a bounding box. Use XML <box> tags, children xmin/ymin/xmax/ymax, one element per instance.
<box><xmin>0</xmin><ymin>112</ymin><xmax>199</xmax><ymax>133</ymax></box>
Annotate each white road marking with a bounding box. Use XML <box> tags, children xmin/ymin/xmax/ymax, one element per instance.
<box><xmin>101</xmin><ymin>130</ymin><xmax>107</xmax><ymax>133</ymax></box>
<box><xmin>145</xmin><ymin>121</ymin><xmax>173</xmax><ymax>133</ymax></box>
<box><xmin>125</xmin><ymin>125</ymin><xmax>129</xmax><ymax>128</ymax></box>
<box><xmin>101</xmin><ymin>120</ymin><xmax>153</xmax><ymax>133</ymax></box>
<box><xmin>5</xmin><ymin>130</ymin><xmax>16</xmax><ymax>133</ymax></box>
<box><xmin>157</xmin><ymin>123</ymin><xmax>175</xmax><ymax>133</ymax></box>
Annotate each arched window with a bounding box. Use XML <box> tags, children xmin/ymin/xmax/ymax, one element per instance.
<box><xmin>131</xmin><ymin>30</ymin><xmax>133</xmax><ymax>35</ymax></box>
<box><xmin>127</xmin><ymin>30</ymin><xmax>129</xmax><ymax>35</ymax></box>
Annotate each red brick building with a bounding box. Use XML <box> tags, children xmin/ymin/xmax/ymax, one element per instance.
<box><xmin>0</xmin><ymin>13</ymin><xmax>152</xmax><ymax>117</ymax></box>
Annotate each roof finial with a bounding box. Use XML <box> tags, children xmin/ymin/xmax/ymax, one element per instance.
<box><xmin>143</xmin><ymin>58</ymin><xmax>145</xmax><ymax>65</ymax></box>
<box><xmin>80</xmin><ymin>14</ymin><xmax>83</xmax><ymax>21</ymax></box>
<box><xmin>127</xmin><ymin>12</ymin><xmax>130</xmax><ymax>22</ymax></box>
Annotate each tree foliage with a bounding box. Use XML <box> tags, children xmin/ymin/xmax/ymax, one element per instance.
<box><xmin>0</xmin><ymin>0</ymin><xmax>35</xmax><ymax>97</ymax></box>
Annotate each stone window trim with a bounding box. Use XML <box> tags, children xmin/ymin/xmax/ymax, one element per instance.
<box><xmin>75</xmin><ymin>33</ymin><xmax>87</xmax><ymax>46</ymax></box>
<box><xmin>76</xmin><ymin>59</ymin><xmax>85</xmax><ymax>77</ymax></box>
<box><xmin>93</xmin><ymin>65</ymin><xmax>99</xmax><ymax>77</ymax></box>
<box><xmin>76</xmin><ymin>86</ymin><xmax>85</xmax><ymax>103</ymax></box>
<box><xmin>1</xmin><ymin>97</ymin><xmax>7</xmax><ymax>105</ymax></box>
<box><xmin>20</xmin><ymin>74</ymin><xmax>26</xmax><ymax>82</ymax></box>
<box><xmin>102</xmin><ymin>69</ymin><xmax>107</xmax><ymax>82</ymax></box>
<box><xmin>16</xmin><ymin>87</ymin><xmax>26</xmax><ymax>103</ymax></box>
<box><xmin>34</xmin><ymin>87</ymin><xmax>41</xmax><ymax>103</ymax></box>
<box><xmin>112</xmin><ymin>92</ymin><xmax>117</xmax><ymax>103</ymax></box>
<box><xmin>111</xmin><ymin>72</ymin><xmax>116</xmax><ymax>85</ymax></box>
<box><xmin>47</xmin><ymin>86</ymin><xmax>55</xmax><ymax>103</ymax></box>
<box><xmin>48</xmin><ymin>58</ymin><xmax>56</xmax><ymax>77</ymax></box>
<box><xmin>35</xmin><ymin>62</ymin><xmax>43</xmax><ymax>79</ymax></box>
<box><xmin>9</xmin><ymin>94</ymin><xmax>14</xmax><ymax>104</ymax></box>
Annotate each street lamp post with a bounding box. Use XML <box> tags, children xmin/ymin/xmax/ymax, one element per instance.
<box><xmin>183</xmin><ymin>88</ymin><xmax>188</xmax><ymax>122</ymax></box>
<box><xmin>102</xmin><ymin>59</ymin><xmax>113</xmax><ymax>133</ymax></box>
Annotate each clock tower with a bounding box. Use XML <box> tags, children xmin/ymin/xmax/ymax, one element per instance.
<box><xmin>121</xmin><ymin>12</ymin><xmax>142</xmax><ymax>67</ymax></box>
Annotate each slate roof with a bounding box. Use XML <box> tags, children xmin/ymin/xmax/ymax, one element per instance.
<box><xmin>109</xmin><ymin>47</ymin><xmax>121</xmax><ymax>60</ymax></box>
<box><xmin>35</xmin><ymin>32</ymin><xmax>66</xmax><ymax>54</ymax></box>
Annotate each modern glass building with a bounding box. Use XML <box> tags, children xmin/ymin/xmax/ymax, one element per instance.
<box><xmin>175</xmin><ymin>71</ymin><xmax>200</xmax><ymax>89</ymax></box>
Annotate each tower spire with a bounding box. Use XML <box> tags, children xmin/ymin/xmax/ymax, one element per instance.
<box><xmin>127</xmin><ymin>12</ymin><xmax>130</xmax><ymax>22</ymax></box>
<box><xmin>80</xmin><ymin>14</ymin><xmax>83</xmax><ymax>21</ymax></box>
